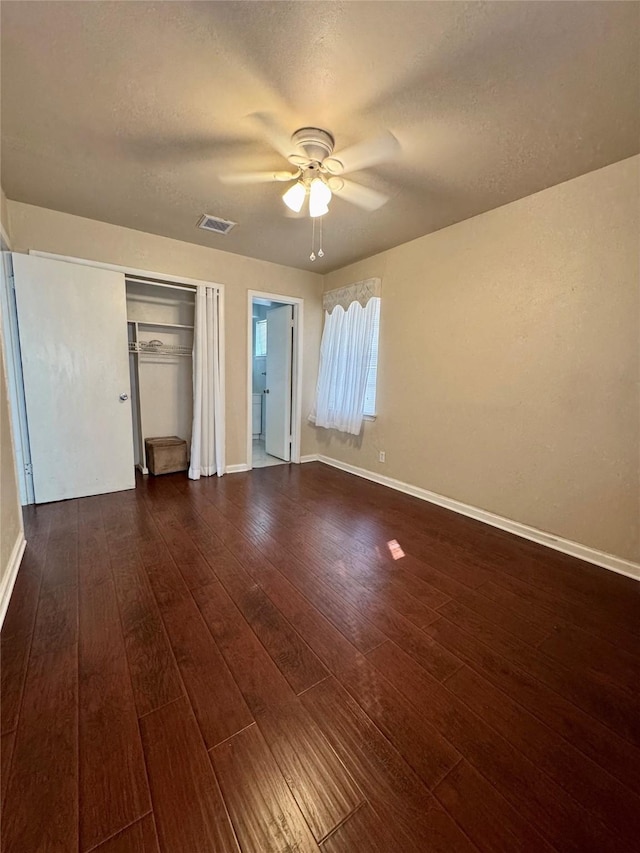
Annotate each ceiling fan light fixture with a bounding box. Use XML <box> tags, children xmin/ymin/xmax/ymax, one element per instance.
<box><xmin>288</xmin><ymin>153</ymin><xmax>312</xmax><ymax>167</ymax></box>
<box><xmin>322</xmin><ymin>157</ymin><xmax>344</xmax><ymax>175</ymax></box>
<box><xmin>327</xmin><ymin>176</ymin><xmax>345</xmax><ymax>192</ymax></box>
<box><xmin>282</xmin><ymin>181</ymin><xmax>306</xmax><ymax>213</ymax></box>
<box><xmin>309</xmin><ymin>177</ymin><xmax>332</xmax><ymax>217</ymax></box>
<box><xmin>309</xmin><ymin>204</ymin><xmax>329</xmax><ymax>218</ymax></box>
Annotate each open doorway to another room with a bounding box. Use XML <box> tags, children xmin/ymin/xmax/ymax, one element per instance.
<box><xmin>248</xmin><ymin>292</ymin><xmax>303</xmax><ymax>470</ymax></box>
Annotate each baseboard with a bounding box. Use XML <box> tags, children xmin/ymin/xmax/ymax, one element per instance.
<box><xmin>0</xmin><ymin>533</ymin><xmax>27</xmax><ymax>629</ymax></box>
<box><xmin>300</xmin><ymin>454</ymin><xmax>320</xmax><ymax>463</ymax></box>
<box><xmin>227</xmin><ymin>463</ymin><xmax>251</xmax><ymax>474</ymax></box>
<box><xmin>317</xmin><ymin>455</ymin><xmax>640</xmax><ymax>582</ymax></box>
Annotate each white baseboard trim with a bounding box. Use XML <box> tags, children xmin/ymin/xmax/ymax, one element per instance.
<box><xmin>316</xmin><ymin>455</ymin><xmax>640</xmax><ymax>582</ymax></box>
<box><xmin>300</xmin><ymin>454</ymin><xmax>320</xmax><ymax>463</ymax></box>
<box><xmin>0</xmin><ymin>533</ymin><xmax>27</xmax><ymax>629</ymax></box>
<box><xmin>227</xmin><ymin>463</ymin><xmax>251</xmax><ymax>474</ymax></box>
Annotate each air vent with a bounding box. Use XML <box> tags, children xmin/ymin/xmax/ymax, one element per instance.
<box><xmin>197</xmin><ymin>214</ymin><xmax>237</xmax><ymax>235</ymax></box>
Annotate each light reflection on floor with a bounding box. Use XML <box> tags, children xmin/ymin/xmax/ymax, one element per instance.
<box><xmin>387</xmin><ymin>539</ymin><xmax>405</xmax><ymax>560</ymax></box>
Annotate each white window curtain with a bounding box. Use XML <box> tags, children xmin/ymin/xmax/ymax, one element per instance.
<box><xmin>189</xmin><ymin>285</ymin><xmax>225</xmax><ymax>479</ymax></box>
<box><xmin>312</xmin><ymin>278</ymin><xmax>381</xmax><ymax>436</ymax></box>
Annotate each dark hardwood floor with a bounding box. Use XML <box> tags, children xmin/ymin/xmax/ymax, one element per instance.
<box><xmin>1</xmin><ymin>462</ymin><xmax>639</xmax><ymax>852</ymax></box>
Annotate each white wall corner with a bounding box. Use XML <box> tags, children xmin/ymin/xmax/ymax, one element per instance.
<box><xmin>0</xmin><ymin>533</ymin><xmax>26</xmax><ymax>629</ymax></box>
<box><xmin>316</xmin><ymin>455</ymin><xmax>640</xmax><ymax>582</ymax></box>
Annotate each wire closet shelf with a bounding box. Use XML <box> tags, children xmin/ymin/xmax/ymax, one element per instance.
<box><xmin>128</xmin><ymin>341</ymin><xmax>192</xmax><ymax>357</ymax></box>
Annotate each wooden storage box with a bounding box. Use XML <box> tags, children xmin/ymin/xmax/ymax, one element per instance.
<box><xmin>145</xmin><ymin>436</ymin><xmax>188</xmax><ymax>475</ymax></box>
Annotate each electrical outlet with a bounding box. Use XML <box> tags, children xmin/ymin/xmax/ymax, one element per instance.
<box><xmin>379</xmin><ymin>451</ymin><xmax>386</xmax><ymax>463</ymax></box>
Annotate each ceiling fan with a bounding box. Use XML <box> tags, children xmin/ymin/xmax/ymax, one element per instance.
<box><xmin>219</xmin><ymin>113</ymin><xmax>400</xmax><ymax>216</ymax></box>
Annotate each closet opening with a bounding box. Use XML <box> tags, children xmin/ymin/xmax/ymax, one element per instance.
<box><xmin>126</xmin><ymin>277</ymin><xmax>195</xmax><ymax>476</ymax></box>
<box><xmin>247</xmin><ymin>291</ymin><xmax>303</xmax><ymax>470</ymax></box>
<box><xmin>6</xmin><ymin>251</ymin><xmax>225</xmax><ymax>504</ymax></box>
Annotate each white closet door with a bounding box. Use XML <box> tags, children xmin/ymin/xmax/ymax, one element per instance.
<box><xmin>13</xmin><ymin>253</ymin><xmax>135</xmax><ymax>503</ymax></box>
<box><xmin>265</xmin><ymin>304</ymin><xmax>293</xmax><ymax>461</ymax></box>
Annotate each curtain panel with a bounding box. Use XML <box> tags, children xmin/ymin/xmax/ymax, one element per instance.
<box><xmin>189</xmin><ymin>285</ymin><xmax>225</xmax><ymax>479</ymax></box>
<box><xmin>313</xmin><ymin>278</ymin><xmax>381</xmax><ymax>436</ymax></box>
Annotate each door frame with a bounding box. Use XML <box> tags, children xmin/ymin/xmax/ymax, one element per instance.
<box><xmin>246</xmin><ymin>290</ymin><xmax>303</xmax><ymax>470</ymax></box>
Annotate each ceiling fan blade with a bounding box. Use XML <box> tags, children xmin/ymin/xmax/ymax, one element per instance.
<box><xmin>248</xmin><ymin>112</ymin><xmax>301</xmax><ymax>160</ymax></box>
<box><xmin>332</xmin><ymin>179</ymin><xmax>390</xmax><ymax>211</ymax></box>
<box><xmin>219</xmin><ymin>170</ymin><xmax>299</xmax><ymax>185</ymax></box>
<box><xmin>323</xmin><ymin>131</ymin><xmax>400</xmax><ymax>175</ymax></box>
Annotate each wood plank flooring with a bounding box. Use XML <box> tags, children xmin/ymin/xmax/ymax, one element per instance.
<box><xmin>1</xmin><ymin>462</ymin><xmax>639</xmax><ymax>852</ymax></box>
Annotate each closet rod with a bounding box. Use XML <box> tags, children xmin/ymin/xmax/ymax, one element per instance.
<box><xmin>125</xmin><ymin>275</ymin><xmax>197</xmax><ymax>293</ymax></box>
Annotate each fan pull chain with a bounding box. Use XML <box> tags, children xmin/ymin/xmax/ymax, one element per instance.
<box><xmin>310</xmin><ymin>216</ymin><xmax>326</xmax><ymax>261</ymax></box>
<box><xmin>310</xmin><ymin>218</ymin><xmax>316</xmax><ymax>262</ymax></box>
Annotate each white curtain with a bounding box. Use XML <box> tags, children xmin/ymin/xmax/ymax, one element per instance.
<box><xmin>189</xmin><ymin>286</ymin><xmax>225</xmax><ymax>479</ymax></box>
<box><xmin>313</xmin><ymin>295</ymin><xmax>380</xmax><ymax>436</ymax></box>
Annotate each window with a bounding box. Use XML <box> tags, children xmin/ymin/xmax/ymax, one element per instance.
<box><xmin>363</xmin><ymin>298</ymin><xmax>380</xmax><ymax>417</ymax></box>
<box><xmin>313</xmin><ymin>295</ymin><xmax>381</xmax><ymax>435</ymax></box>
<box><xmin>255</xmin><ymin>319</ymin><xmax>267</xmax><ymax>357</ymax></box>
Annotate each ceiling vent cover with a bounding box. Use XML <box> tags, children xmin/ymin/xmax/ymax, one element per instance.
<box><xmin>197</xmin><ymin>214</ymin><xmax>237</xmax><ymax>235</ymax></box>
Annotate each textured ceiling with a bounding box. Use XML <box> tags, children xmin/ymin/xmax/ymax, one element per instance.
<box><xmin>1</xmin><ymin>1</ymin><xmax>638</xmax><ymax>273</ymax></box>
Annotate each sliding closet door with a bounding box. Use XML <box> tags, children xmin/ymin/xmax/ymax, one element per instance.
<box><xmin>13</xmin><ymin>253</ymin><xmax>135</xmax><ymax>502</ymax></box>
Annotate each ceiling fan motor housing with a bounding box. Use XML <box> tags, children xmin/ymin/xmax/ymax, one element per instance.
<box><xmin>288</xmin><ymin>127</ymin><xmax>335</xmax><ymax>167</ymax></box>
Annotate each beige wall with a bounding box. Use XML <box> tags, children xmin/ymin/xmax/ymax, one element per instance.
<box><xmin>1</xmin><ymin>186</ymin><xmax>25</xmax><ymax>611</ymax></box>
<box><xmin>8</xmin><ymin>202</ymin><xmax>323</xmax><ymax>466</ymax></box>
<box><xmin>320</xmin><ymin>156</ymin><xmax>640</xmax><ymax>563</ymax></box>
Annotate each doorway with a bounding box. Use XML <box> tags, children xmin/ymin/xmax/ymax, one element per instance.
<box><xmin>247</xmin><ymin>291</ymin><xmax>303</xmax><ymax>470</ymax></box>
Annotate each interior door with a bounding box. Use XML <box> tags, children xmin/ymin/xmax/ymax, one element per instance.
<box><xmin>265</xmin><ymin>304</ymin><xmax>293</xmax><ymax>461</ymax></box>
<box><xmin>13</xmin><ymin>253</ymin><xmax>135</xmax><ymax>503</ymax></box>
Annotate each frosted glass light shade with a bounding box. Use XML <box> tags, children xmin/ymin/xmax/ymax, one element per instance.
<box><xmin>309</xmin><ymin>178</ymin><xmax>332</xmax><ymax>217</ymax></box>
<box><xmin>282</xmin><ymin>181</ymin><xmax>306</xmax><ymax>213</ymax></box>
<box><xmin>309</xmin><ymin>203</ymin><xmax>329</xmax><ymax>218</ymax></box>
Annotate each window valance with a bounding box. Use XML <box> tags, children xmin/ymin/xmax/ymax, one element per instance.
<box><xmin>323</xmin><ymin>278</ymin><xmax>381</xmax><ymax>313</ymax></box>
